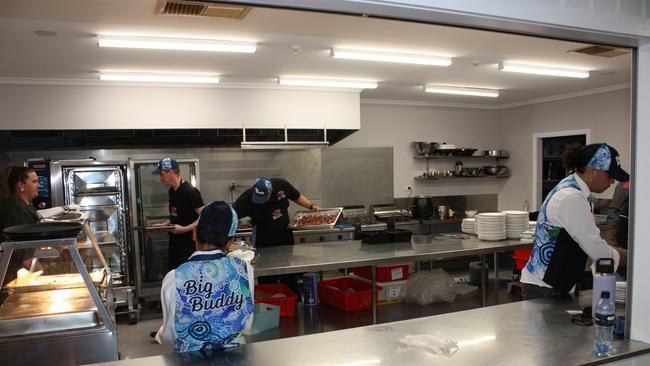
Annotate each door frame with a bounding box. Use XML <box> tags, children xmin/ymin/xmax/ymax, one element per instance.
<box><xmin>531</xmin><ymin>129</ymin><xmax>590</xmax><ymax>207</ymax></box>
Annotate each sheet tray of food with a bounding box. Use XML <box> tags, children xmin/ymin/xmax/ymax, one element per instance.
<box><xmin>290</xmin><ymin>207</ymin><xmax>343</xmax><ymax>230</ymax></box>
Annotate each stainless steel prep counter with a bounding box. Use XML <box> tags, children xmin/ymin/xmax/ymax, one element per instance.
<box><xmin>254</xmin><ymin>236</ymin><xmax>529</xmax><ymax>277</ymax></box>
<box><xmin>254</xmin><ymin>235</ymin><xmax>531</xmax><ymax>322</ymax></box>
<box><xmin>90</xmin><ymin>293</ymin><xmax>650</xmax><ymax>366</ymax></box>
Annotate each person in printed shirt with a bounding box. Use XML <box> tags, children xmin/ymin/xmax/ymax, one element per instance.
<box><xmin>521</xmin><ymin>143</ymin><xmax>629</xmax><ymax>299</ymax></box>
<box><xmin>153</xmin><ymin>158</ymin><xmax>204</xmax><ymax>270</ymax></box>
<box><xmin>233</xmin><ymin>177</ymin><xmax>320</xmax><ymax>248</ymax></box>
<box><xmin>155</xmin><ymin>201</ymin><xmax>254</xmax><ymax>353</ymax></box>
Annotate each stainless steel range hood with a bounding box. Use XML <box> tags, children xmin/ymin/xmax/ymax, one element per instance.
<box><xmin>240</xmin><ymin>126</ymin><xmax>329</xmax><ymax>150</ymax></box>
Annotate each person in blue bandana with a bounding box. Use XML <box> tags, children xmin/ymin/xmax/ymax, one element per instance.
<box><xmin>521</xmin><ymin>143</ymin><xmax>629</xmax><ymax>299</ymax></box>
<box><xmin>155</xmin><ymin>201</ymin><xmax>255</xmax><ymax>353</ymax></box>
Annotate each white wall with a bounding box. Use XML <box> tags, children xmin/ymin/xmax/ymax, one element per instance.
<box><xmin>336</xmin><ymin>103</ymin><xmax>503</xmax><ymax>198</ymax></box>
<box><xmin>498</xmin><ymin>88</ymin><xmax>631</xmax><ymax>210</ymax></box>
<box><xmin>0</xmin><ymin>84</ymin><xmax>360</xmax><ymax>130</ymax></box>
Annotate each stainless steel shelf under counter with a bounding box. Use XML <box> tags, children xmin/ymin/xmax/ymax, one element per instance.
<box><xmin>88</xmin><ymin>292</ymin><xmax>650</xmax><ymax>366</ymax></box>
<box><xmin>0</xmin><ymin>229</ymin><xmax>118</xmax><ymax>366</ymax></box>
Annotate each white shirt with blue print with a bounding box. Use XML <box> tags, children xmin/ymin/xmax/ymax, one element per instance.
<box><xmin>156</xmin><ymin>249</ymin><xmax>255</xmax><ymax>351</ymax></box>
<box><xmin>521</xmin><ymin>173</ymin><xmax>620</xmax><ymax>289</ymax></box>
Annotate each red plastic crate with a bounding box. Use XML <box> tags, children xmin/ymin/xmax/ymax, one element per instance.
<box><xmin>254</xmin><ymin>283</ymin><xmax>298</xmax><ymax>318</ymax></box>
<box><xmin>513</xmin><ymin>248</ymin><xmax>533</xmax><ymax>270</ymax></box>
<box><xmin>351</xmin><ymin>263</ymin><xmax>409</xmax><ymax>282</ymax></box>
<box><xmin>318</xmin><ymin>277</ymin><xmax>381</xmax><ymax>312</ymax></box>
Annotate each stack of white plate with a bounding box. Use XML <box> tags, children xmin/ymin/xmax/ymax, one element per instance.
<box><xmin>529</xmin><ymin>221</ymin><xmax>537</xmax><ymax>231</ymax></box>
<box><xmin>476</xmin><ymin>212</ymin><xmax>507</xmax><ymax>241</ymax></box>
<box><xmin>616</xmin><ymin>281</ymin><xmax>626</xmax><ymax>304</ymax></box>
<box><xmin>502</xmin><ymin>210</ymin><xmax>530</xmax><ymax>239</ymax></box>
<box><xmin>461</xmin><ymin>218</ymin><xmax>476</xmax><ymax>234</ymax></box>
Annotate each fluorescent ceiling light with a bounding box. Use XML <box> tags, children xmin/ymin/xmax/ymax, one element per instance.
<box><xmin>499</xmin><ymin>62</ymin><xmax>589</xmax><ymax>78</ymax></box>
<box><xmin>97</xmin><ymin>35</ymin><xmax>257</xmax><ymax>53</ymax></box>
<box><xmin>99</xmin><ymin>72</ymin><xmax>220</xmax><ymax>84</ymax></box>
<box><xmin>331</xmin><ymin>48</ymin><xmax>451</xmax><ymax>66</ymax></box>
<box><xmin>279</xmin><ymin>77</ymin><xmax>377</xmax><ymax>89</ymax></box>
<box><xmin>424</xmin><ymin>85</ymin><xmax>499</xmax><ymax>98</ymax></box>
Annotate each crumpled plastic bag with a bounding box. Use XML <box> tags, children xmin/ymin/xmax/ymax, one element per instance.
<box><xmin>401</xmin><ymin>268</ymin><xmax>456</xmax><ymax>305</ymax></box>
<box><xmin>397</xmin><ymin>334</ymin><xmax>459</xmax><ymax>356</ymax></box>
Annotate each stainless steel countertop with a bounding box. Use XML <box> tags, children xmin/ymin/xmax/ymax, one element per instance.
<box><xmin>92</xmin><ymin>293</ymin><xmax>650</xmax><ymax>366</ymax></box>
<box><xmin>254</xmin><ymin>236</ymin><xmax>530</xmax><ymax>276</ymax></box>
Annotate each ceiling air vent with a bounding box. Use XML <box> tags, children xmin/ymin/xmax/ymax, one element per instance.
<box><xmin>569</xmin><ymin>45</ymin><xmax>631</xmax><ymax>58</ymax></box>
<box><xmin>157</xmin><ymin>1</ymin><xmax>251</xmax><ymax>19</ymax></box>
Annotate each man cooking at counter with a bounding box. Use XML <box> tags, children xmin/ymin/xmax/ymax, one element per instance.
<box><xmin>233</xmin><ymin>178</ymin><xmax>320</xmax><ymax>295</ymax></box>
<box><xmin>153</xmin><ymin>158</ymin><xmax>205</xmax><ymax>270</ymax></box>
<box><xmin>233</xmin><ymin>177</ymin><xmax>320</xmax><ymax>247</ymax></box>
<box><xmin>521</xmin><ymin>143</ymin><xmax>628</xmax><ymax>299</ymax></box>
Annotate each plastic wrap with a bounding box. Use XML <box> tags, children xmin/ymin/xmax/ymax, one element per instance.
<box><xmin>401</xmin><ymin>269</ymin><xmax>456</xmax><ymax>305</ymax></box>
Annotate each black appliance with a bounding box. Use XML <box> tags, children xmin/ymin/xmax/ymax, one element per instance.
<box><xmin>411</xmin><ymin>196</ymin><xmax>434</xmax><ymax>219</ymax></box>
<box><xmin>27</xmin><ymin>159</ymin><xmax>52</xmax><ymax>209</ymax></box>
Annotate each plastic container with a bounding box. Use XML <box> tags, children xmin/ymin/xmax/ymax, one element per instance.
<box><xmin>301</xmin><ymin>272</ymin><xmax>319</xmax><ymax>306</ymax></box>
<box><xmin>254</xmin><ymin>283</ymin><xmax>298</xmax><ymax>318</ymax></box>
<box><xmin>318</xmin><ymin>277</ymin><xmax>381</xmax><ymax>312</ymax></box>
<box><xmin>593</xmin><ymin>258</ymin><xmax>616</xmax><ymax>317</ymax></box>
<box><xmin>594</xmin><ymin>291</ymin><xmax>615</xmax><ymax>357</ymax></box>
<box><xmin>361</xmin><ymin>231</ymin><xmax>391</xmax><ymax>244</ymax></box>
<box><xmin>352</xmin><ymin>263</ymin><xmax>410</xmax><ymax>282</ymax></box>
<box><xmin>242</xmin><ymin>303</ymin><xmax>280</xmax><ymax>335</ymax></box>
<box><xmin>513</xmin><ymin>248</ymin><xmax>532</xmax><ymax>270</ymax></box>
<box><xmin>386</xmin><ymin>229</ymin><xmax>412</xmax><ymax>243</ymax></box>
<box><xmin>351</xmin><ymin>275</ymin><xmax>407</xmax><ymax>302</ymax></box>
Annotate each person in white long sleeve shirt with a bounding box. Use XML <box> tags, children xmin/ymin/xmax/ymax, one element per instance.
<box><xmin>521</xmin><ymin>143</ymin><xmax>628</xmax><ymax>299</ymax></box>
<box><xmin>155</xmin><ymin>201</ymin><xmax>254</xmax><ymax>353</ymax></box>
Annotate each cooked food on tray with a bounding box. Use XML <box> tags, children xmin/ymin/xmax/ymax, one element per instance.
<box><xmin>294</xmin><ymin>214</ymin><xmax>338</xmax><ymax>227</ymax></box>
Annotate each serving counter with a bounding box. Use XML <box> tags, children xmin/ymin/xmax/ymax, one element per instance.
<box><xmin>90</xmin><ymin>292</ymin><xmax>650</xmax><ymax>366</ymax></box>
<box><xmin>0</xmin><ymin>226</ymin><xmax>118</xmax><ymax>366</ymax></box>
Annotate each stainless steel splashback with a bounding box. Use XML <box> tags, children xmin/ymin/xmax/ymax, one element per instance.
<box><xmin>321</xmin><ymin>147</ymin><xmax>394</xmax><ymax>208</ymax></box>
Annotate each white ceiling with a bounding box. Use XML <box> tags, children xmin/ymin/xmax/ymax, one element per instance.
<box><xmin>0</xmin><ymin>0</ymin><xmax>632</xmax><ymax>107</ymax></box>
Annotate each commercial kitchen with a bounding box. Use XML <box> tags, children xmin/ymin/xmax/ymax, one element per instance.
<box><xmin>1</xmin><ymin>1</ymin><xmax>649</xmax><ymax>365</ymax></box>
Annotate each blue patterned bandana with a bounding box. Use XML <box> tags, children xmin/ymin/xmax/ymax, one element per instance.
<box><xmin>587</xmin><ymin>144</ymin><xmax>612</xmax><ymax>172</ymax></box>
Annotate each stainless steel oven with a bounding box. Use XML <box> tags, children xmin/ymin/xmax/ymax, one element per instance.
<box><xmin>128</xmin><ymin>158</ymin><xmax>200</xmax><ymax>300</ymax></box>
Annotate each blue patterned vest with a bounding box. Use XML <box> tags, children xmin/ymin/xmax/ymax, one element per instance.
<box><xmin>526</xmin><ymin>175</ymin><xmax>590</xmax><ymax>293</ymax></box>
<box><xmin>173</xmin><ymin>252</ymin><xmax>254</xmax><ymax>353</ymax></box>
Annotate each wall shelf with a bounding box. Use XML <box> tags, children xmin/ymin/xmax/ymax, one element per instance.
<box><xmin>415</xmin><ymin>174</ymin><xmax>510</xmax><ymax>180</ymax></box>
<box><xmin>413</xmin><ymin>155</ymin><xmax>509</xmax><ymax>159</ymax></box>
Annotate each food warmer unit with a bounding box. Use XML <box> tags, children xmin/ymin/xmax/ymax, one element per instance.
<box><xmin>0</xmin><ymin>223</ymin><xmax>118</xmax><ymax>366</ymax></box>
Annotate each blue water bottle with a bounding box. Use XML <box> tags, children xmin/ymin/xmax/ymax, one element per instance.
<box><xmin>594</xmin><ymin>290</ymin><xmax>615</xmax><ymax>357</ymax></box>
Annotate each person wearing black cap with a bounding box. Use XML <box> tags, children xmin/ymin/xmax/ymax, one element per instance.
<box><xmin>153</xmin><ymin>157</ymin><xmax>205</xmax><ymax>270</ymax></box>
<box><xmin>155</xmin><ymin>201</ymin><xmax>254</xmax><ymax>353</ymax></box>
<box><xmin>521</xmin><ymin>143</ymin><xmax>629</xmax><ymax>299</ymax></box>
<box><xmin>233</xmin><ymin>177</ymin><xmax>320</xmax><ymax>248</ymax></box>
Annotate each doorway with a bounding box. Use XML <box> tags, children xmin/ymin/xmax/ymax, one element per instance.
<box><xmin>532</xmin><ymin>130</ymin><xmax>590</xmax><ymax>207</ymax></box>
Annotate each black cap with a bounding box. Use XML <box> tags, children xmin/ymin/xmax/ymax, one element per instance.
<box><xmin>596</xmin><ymin>258</ymin><xmax>615</xmax><ymax>274</ymax></box>
<box><xmin>576</xmin><ymin>143</ymin><xmax>629</xmax><ymax>182</ymax></box>
<box><xmin>197</xmin><ymin>201</ymin><xmax>238</xmax><ymax>241</ymax></box>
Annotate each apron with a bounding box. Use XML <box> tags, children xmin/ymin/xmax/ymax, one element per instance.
<box><xmin>526</xmin><ymin>175</ymin><xmax>589</xmax><ymax>294</ymax></box>
<box><xmin>173</xmin><ymin>252</ymin><xmax>254</xmax><ymax>353</ymax></box>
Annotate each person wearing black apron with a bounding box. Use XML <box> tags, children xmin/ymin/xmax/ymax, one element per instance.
<box><xmin>153</xmin><ymin>158</ymin><xmax>204</xmax><ymax>270</ymax></box>
<box><xmin>233</xmin><ymin>178</ymin><xmax>320</xmax><ymax>294</ymax></box>
<box><xmin>605</xmin><ymin>181</ymin><xmax>630</xmax><ymax>278</ymax></box>
<box><xmin>521</xmin><ymin>143</ymin><xmax>629</xmax><ymax>299</ymax></box>
<box><xmin>155</xmin><ymin>201</ymin><xmax>254</xmax><ymax>353</ymax></box>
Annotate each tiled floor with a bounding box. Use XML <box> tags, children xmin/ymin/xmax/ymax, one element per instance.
<box><xmin>116</xmin><ymin>269</ymin><xmax>522</xmax><ymax>360</ymax></box>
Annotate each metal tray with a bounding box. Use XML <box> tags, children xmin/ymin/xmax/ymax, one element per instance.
<box><xmin>291</xmin><ymin>207</ymin><xmax>342</xmax><ymax>230</ymax></box>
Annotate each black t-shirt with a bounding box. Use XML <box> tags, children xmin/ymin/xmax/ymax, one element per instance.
<box><xmin>168</xmin><ymin>181</ymin><xmax>204</xmax><ymax>243</ymax></box>
<box><xmin>233</xmin><ymin>178</ymin><xmax>300</xmax><ymax>247</ymax></box>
